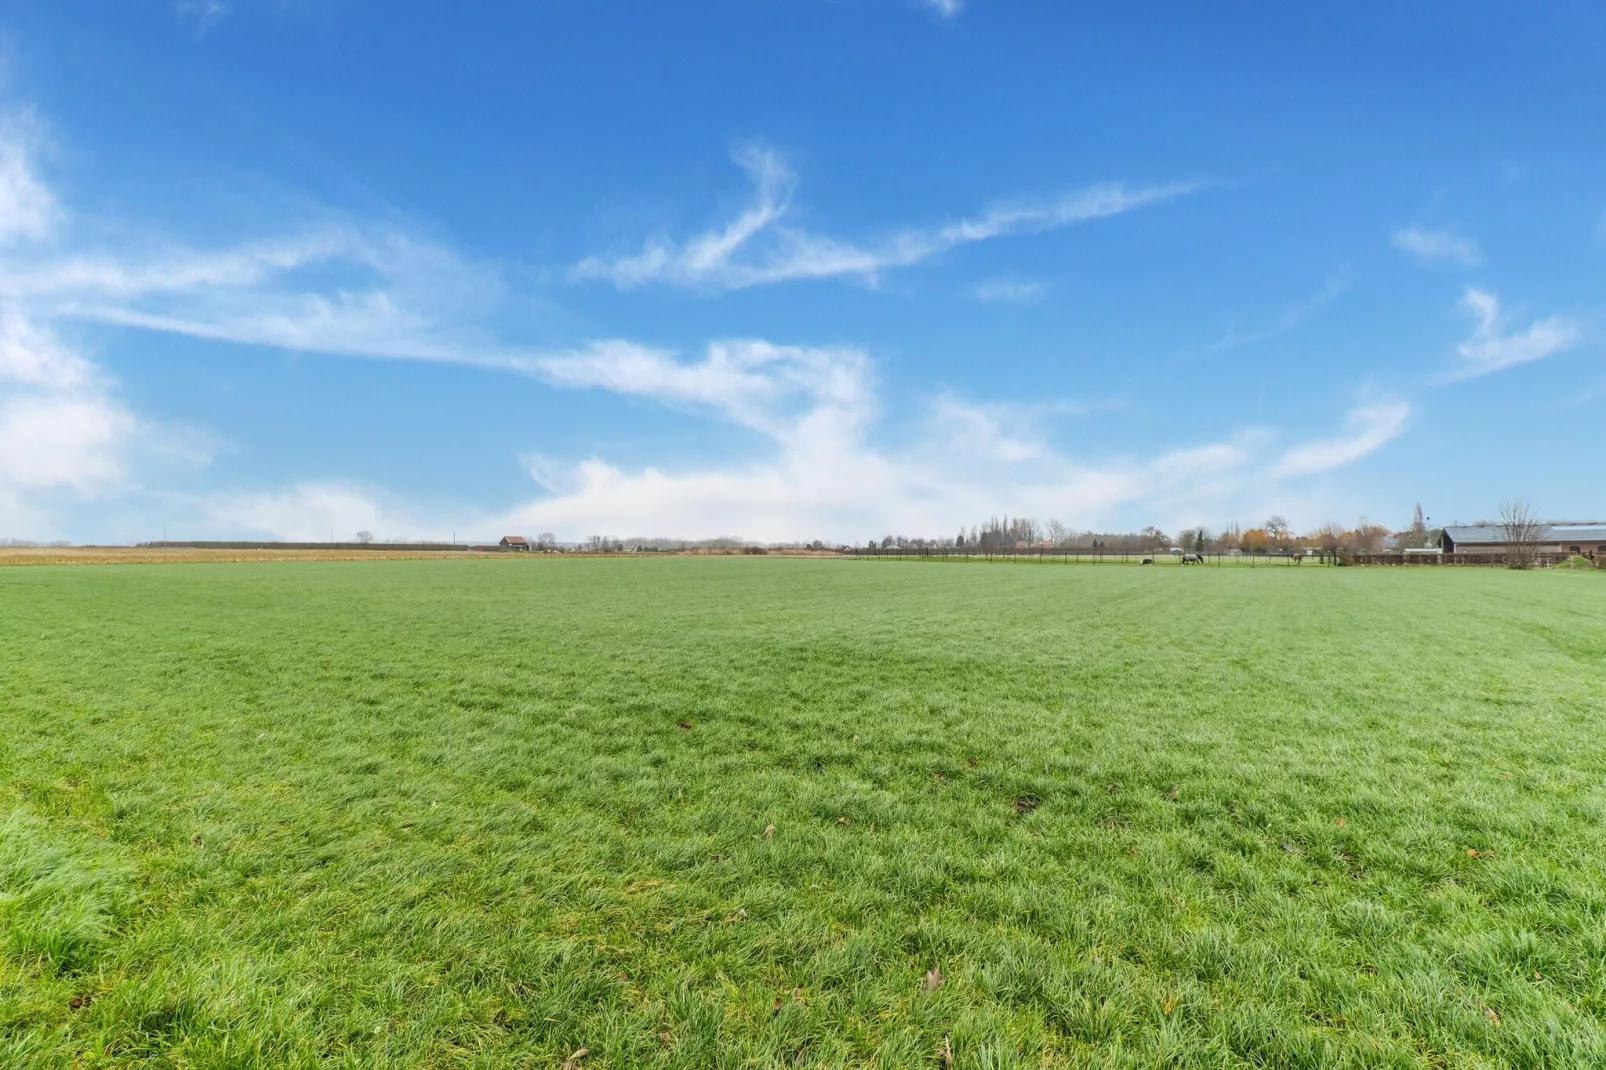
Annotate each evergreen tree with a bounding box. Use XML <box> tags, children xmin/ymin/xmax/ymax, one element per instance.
<box><xmin>1406</xmin><ymin>503</ymin><xmax>1428</xmax><ymax>548</ymax></box>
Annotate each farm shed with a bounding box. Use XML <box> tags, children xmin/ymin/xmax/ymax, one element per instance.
<box><xmin>499</xmin><ymin>535</ymin><xmax>531</xmax><ymax>551</ymax></box>
<box><xmin>1439</xmin><ymin>523</ymin><xmax>1606</xmax><ymax>557</ymax></box>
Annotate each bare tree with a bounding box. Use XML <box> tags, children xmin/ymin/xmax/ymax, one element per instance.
<box><xmin>355</xmin><ymin>530</ymin><xmax>374</xmax><ymax>544</ymax></box>
<box><xmin>1266</xmin><ymin>515</ymin><xmax>1292</xmax><ymax>550</ymax></box>
<box><xmin>1499</xmin><ymin>499</ymin><xmax>1546</xmax><ymax>570</ymax></box>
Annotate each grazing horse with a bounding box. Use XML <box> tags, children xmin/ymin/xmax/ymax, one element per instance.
<box><xmin>1141</xmin><ymin>557</ymin><xmax>1154</xmax><ymax>565</ymax></box>
<box><xmin>1181</xmin><ymin>552</ymin><xmax>1204</xmax><ymax>565</ymax></box>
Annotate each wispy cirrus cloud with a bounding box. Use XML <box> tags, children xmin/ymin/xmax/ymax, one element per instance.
<box><xmin>572</xmin><ymin>145</ymin><xmax>1197</xmax><ymax>291</ymax></box>
<box><xmin>1451</xmin><ymin>287</ymin><xmax>1579</xmax><ymax>380</ymax></box>
<box><xmin>175</xmin><ymin>1</ymin><xmax>231</xmax><ymax>37</ymax></box>
<box><xmin>3</xmin><ymin>224</ymin><xmax>534</xmax><ymax>374</ymax></box>
<box><xmin>972</xmin><ymin>279</ymin><xmax>1047</xmax><ymax>304</ymax></box>
<box><xmin>1207</xmin><ymin>272</ymin><xmax>1348</xmax><ymax>353</ymax></box>
<box><xmin>1272</xmin><ymin>399</ymin><xmax>1411</xmax><ymax>478</ymax></box>
<box><xmin>1392</xmin><ymin>225</ymin><xmax>1481</xmax><ymax>267</ymax></box>
<box><xmin>920</xmin><ymin>0</ymin><xmax>965</xmax><ymax>17</ymax></box>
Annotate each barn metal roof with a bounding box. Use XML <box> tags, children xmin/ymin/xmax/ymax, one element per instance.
<box><xmin>1551</xmin><ymin>525</ymin><xmax>1606</xmax><ymax>542</ymax></box>
<box><xmin>1442</xmin><ymin>523</ymin><xmax>1606</xmax><ymax>544</ymax></box>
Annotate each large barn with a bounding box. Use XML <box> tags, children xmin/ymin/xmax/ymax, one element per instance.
<box><xmin>1439</xmin><ymin>523</ymin><xmax>1606</xmax><ymax>557</ymax></box>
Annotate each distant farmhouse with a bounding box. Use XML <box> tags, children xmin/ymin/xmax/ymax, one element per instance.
<box><xmin>499</xmin><ymin>535</ymin><xmax>531</xmax><ymax>551</ymax></box>
<box><xmin>1439</xmin><ymin>523</ymin><xmax>1606</xmax><ymax>557</ymax></box>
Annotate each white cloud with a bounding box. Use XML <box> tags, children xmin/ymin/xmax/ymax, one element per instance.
<box><xmin>0</xmin><ymin>391</ymin><xmax>135</xmax><ymax>493</ymax></box>
<box><xmin>487</xmin><ymin>339</ymin><xmax>1410</xmax><ymax>542</ymax></box>
<box><xmin>0</xmin><ymin>114</ymin><xmax>220</xmax><ymax>537</ymax></box>
<box><xmin>972</xmin><ymin>279</ymin><xmax>1047</xmax><ymax>304</ymax></box>
<box><xmin>0</xmin><ymin>306</ymin><xmax>207</xmax><ymax>538</ymax></box>
<box><xmin>1452</xmin><ymin>287</ymin><xmax>1579</xmax><ymax>379</ymax></box>
<box><xmin>921</xmin><ymin>0</ymin><xmax>964</xmax><ymax>16</ymax></box>
<box><xmin>573</xmin><ymin>146</ymin><xmax>1195</xmax><ymax>290</ymax></box>
<box><xmin>175</xmin><ymin>1</ymin><xmax>231</xmax><ymax>36</ymax></box>
<box><xmin>198</xmin><ymin>483</ymin><xmax>389</xmax><ymax>542</ymax></box>
<box><xmin>1271</xmin><ymin>400</ymin><xmax>1411</xmax><ymax>478</ymax></box>
<box><xmin>1391</xmin><ymin>225</ymin><xmax>1481</xmax><ymax>267</ymax></box>
<box><xmin>164</xmin><ymin>350</ymin><xmax>1396</xmax><ymax>546</ymax></box>
<box><xmin>0</xmin><ymin>223</ymin><xmax>532</xmax><ymax>375</ymax></box>
<box><xmin>1</xmin><ymin>232</ymin><xmax>355</xmax><ymax>299</ymax></box>
<box><xmin>0</xmin><ymin>111</ymin><xmax>56</xmax><ymax>244</ymax></box>
<box><xmin>535</xmin><ymin>338</ymin><xmax>873</xmax><ymax>446</ymax></box>
<box><xmin>929</xmin><ymin>395</ymin><xmax>1045</xmax><ymax>462</ymax></box>
<box><xmin>0</xmin><ymin>307</ymin><xmax>93</xmax><ymax>389</ymax></box>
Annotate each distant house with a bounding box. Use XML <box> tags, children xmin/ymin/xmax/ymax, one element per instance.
<box><xmin>1439</xmin><ymin>523</ymin><xmax>1606</xmax><ymax>557</ymax></box>
<box><xmin>499</xmin><ymin>535</ymin><xmax>531</xmax><ymax>551</ymax></box>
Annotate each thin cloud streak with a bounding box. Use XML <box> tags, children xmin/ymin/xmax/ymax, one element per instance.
<box><xmin>573</xmin><ymin>146</ymin><xmax>1197</xmax><ymax>291</ymax></box>
<box><xmin>175</xmin><ymin>1</ymin><xmax>231</xmax><ymax>37</ymax></box>
<box><xmin>1272</xmin><ymin>400</ymin><xmax>1411</xmax><ymax>478</ymax></box>
<box><xmin>1207</xmin><ymin>273</ymin><xmax>1348</xmax><ymax>354</ymax></box>
<box><xmin>1392</xmin><ymin>225</ymin><xmax>1481</xmax><ymax>266</ymax></box>
<box><xmin>973</xmin><ymin>279</ymin><xmax>1047</xmax><ymax>304</ymax></box>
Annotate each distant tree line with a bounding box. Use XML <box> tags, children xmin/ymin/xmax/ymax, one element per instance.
<box><xmin>857</xmin><ymin>504</ymin><xmax>1444</xmax><ymax>556</ymax></box>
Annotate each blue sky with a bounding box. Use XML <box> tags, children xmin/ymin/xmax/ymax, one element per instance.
<box><xmin>1</xmin><ymin>1</ymin><xmax>1602</xmax><ymax>543</ymax></box>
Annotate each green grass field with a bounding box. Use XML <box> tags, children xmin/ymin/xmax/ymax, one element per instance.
<box><xmin>3</xmin><ymin>559</ymin><xmax>1605</xmax><ymax>1068</ymax></box>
